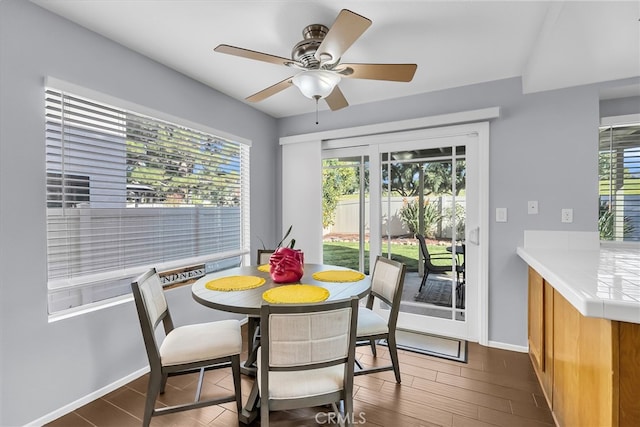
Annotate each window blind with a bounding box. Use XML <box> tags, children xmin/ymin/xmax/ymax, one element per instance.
<box><xmin>45</xmin><ymin>88</ymin><xmax>250</xmax><ymax>313</ymax></box>
<box><xmin>598</xmin><ymin>123</ymin><xmax>640</xmax><ymax>242</ymax></box>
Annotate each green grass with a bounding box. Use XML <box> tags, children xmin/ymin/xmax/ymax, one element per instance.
<box><xmin>323</xmin><ymin>241</ymin><xmax>457</xmax><ymax>273</ymax></box>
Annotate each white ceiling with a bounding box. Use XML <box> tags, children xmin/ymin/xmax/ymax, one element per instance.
<box><xmin>31</xmin><ymin>0</ymin><xmax>640</xmax><ymax>118</ymax></box>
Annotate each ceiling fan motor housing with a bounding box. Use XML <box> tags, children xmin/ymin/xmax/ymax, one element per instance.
<box><xmin>291</xmin><ymin>24</ymin><xmax>334</xmax><ymax>69</ymax></box>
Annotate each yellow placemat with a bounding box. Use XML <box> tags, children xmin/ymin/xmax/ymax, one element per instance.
<box><xmin>205</xmin><ymin>275</ymin><xmax>266</xmax><ymax>291</ymax></box>
<box><xmin>262</xmin><ymin>284</ymin><xmax>329</xmax><ymax>304</ymax></box>
<box><xmin>312</xmin><ymin>270</ymin><xmax>366</xmax><ymax>283</ymax></box>
<box><xmin>257</xmin><ymin>264</ymin><xmax>270</xmax><ymax>272</ymax></box>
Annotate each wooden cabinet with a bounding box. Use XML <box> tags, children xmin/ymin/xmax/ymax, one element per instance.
<box><xmin>527</xmin><ymin>267</ymin><xmax>640</xmax><ymax>427</ymax></box>
<box><xmin>527</xmin><ymin>268</ymin><xmax>543</xmax><ymax>370</ymax></box>
<box><xmin>528</xmin><ymin>269</ymin><xmax>554</xmax><ymax>405</ymax></box>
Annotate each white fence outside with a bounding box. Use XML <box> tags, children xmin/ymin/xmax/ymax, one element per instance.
<box><xmin>325</xmin><ymin>196</ymin><xmax>465</xmax><ymax>239</ymax></box>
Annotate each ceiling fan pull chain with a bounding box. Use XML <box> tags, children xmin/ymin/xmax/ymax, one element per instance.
<box><xmin>315</xmin><ymin>96</ymin><xmax>319</xmax><ymax>125</ymax></box>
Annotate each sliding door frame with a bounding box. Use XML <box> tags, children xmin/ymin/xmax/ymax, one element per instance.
<box><xmin>280</xmin><ymin>108</ymin><xmax>497</xmax><ymax>345</ymax></box>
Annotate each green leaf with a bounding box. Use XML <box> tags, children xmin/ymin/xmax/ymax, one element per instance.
<box><xmin>275</xmin><ymin>225</ymin><xmax>293</xmax><ymax>249</ymax></box>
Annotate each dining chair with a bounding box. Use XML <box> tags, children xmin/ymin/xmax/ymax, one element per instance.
<box><xmin>257</xmin><ymin>296</ymin><xmax>359</xmax><ymax>427</ymax></box>
<box><xmin>131</xmin><ymin>268</ymin><xmax>243</xmax><ymax>427</ymax></box>
<box><xmin>416</xmin><ymin>233</ymin><xmax>454</xmax><ymax>292</ymax></box>
<box><xmin>354</xmin><ymin>256</ymin><xmax>406</xmax><ymax>383</ymax></box>
<box><xmin>257</xmin><ymin>249</ymin><xmax>275</xmax><ymax>265</ymax></box>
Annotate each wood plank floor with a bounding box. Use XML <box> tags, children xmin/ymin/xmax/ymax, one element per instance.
<box><xmin>46</xmin><ymin>330</ymin><xmax>554</xmax><ymax>427</ymax></box>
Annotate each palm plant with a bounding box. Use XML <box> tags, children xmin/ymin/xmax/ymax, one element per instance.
<box><xmin>399</xmin><ymin>198</ymin><xmax>443</xmax><ymax>238</ymax></box>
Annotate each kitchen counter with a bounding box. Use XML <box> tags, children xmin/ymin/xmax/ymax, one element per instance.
<box><xmin>519</xmin><ymin>231</ymin><xmax>640</xmax><ymax>426</ymax></box>
<box><xmin>517</xmin><ymin>230</ymin><xmax>640</xmax><ymax>324</ymax></box>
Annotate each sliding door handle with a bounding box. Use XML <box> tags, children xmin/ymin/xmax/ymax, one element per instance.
<box><xmin>468</xmin><ymin>227</ymin><xmax>480</xmax><ymax>245</ymax></box>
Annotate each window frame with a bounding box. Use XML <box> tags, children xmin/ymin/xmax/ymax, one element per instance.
<box><xmin>44</xmin><ymin>77</ymin><xmax>252</xmax><ymax>316</ymax></box>
<box><xmin>598</xmin><ymin>114</ymin><xmax>640</xmax><ymax>243</ymax></box>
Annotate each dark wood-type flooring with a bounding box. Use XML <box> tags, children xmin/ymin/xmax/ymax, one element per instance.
<box><xmin>46</xmin><ymin>327</ymin><xmax>554</xmax><ymax>427</ymax></box>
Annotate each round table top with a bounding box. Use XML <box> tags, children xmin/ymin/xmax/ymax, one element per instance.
<box><xmin>191</xmin><ymin>263</ymin><xmax>371</xmax><ymax>316</ymax></box>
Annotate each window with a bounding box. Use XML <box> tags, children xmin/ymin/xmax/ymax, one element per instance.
<box><xmin>45</xmin><ymin>87</ymin><xmax>250</xmax><ymax>314</ymax></box>
<box><xmin>46</xmin><ymin>173</ymin><xmax>90</xmax><ymax>208</ymax></box>
<box><xmin>598</xmin><ymin>121</ymin><xmax>640</xmax><ymax>241</ymax></box>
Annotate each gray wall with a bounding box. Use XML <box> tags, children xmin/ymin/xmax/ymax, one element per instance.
<box><xmin>278</xmin><ymin>75</ymin><xmax>640</xmax><ymax>348</ymax></box>
<box><xmin>0</xmin><ymin>1</ymin><xmax>278</xmax><ymax>425</ymax></box>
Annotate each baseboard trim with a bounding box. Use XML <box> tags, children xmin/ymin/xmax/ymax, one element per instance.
<box><xmin>487</xmin><ymin>340</ymin><xmax>529</xmax><ymax>353</ymax></box>
<box><xmin>26</xmin><ymin>366</ymin><xmax>149</xmax><ymax>426</ymax></box>
<box><xmin>29</xmin><ymin>317</ymin><xmax>250</xmax><ymax>426</ymax></box>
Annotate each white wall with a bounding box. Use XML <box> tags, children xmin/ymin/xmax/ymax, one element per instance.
<box><xmin>0</xmin><ymin>1</ymin><xmax>278</xmax><ymax>425</ymax></box>
<box><xmin>278</xmin><ymin>75</ymin><xmax>640</xmax><ymax>349</ymax></box>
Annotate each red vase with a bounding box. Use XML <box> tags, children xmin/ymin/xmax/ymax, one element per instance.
<box><xmin>269</xmin><ymin>247</ymin><xmax>304</xmax><ymax>283</ymax></box>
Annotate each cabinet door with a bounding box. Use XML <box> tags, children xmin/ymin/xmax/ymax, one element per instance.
<box><xmin>618</xmin><ymin>321</ymin><xmax>640</xmax><ymax>426</ymax></box>
<box><xmin>528</xmin><ymin>268</ymin><xmax>544</xmax><ymax>371</ymax></box>
<box><xmin>553</xmin><ymin>289</ymin><xmax>615</xmax><ymax>427</ymax></box>
<box><xmin>542</xmin><ymin>280</ymin><xmax>554</xmax><ymax>402</ymax></box>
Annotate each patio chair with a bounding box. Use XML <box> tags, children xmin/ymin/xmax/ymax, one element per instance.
<box><xmin>416</xmin><ymin>233</ymin><xmax>455</xmax><ymax>292</ymax></box>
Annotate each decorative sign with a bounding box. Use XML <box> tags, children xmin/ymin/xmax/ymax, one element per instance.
<box><xmin>159</xmin><ymin>264</ymin><xmax>206</xmax><ymax>287</ymax></box>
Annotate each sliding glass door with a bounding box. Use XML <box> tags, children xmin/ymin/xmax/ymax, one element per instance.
<box><xmin>321</xmin><ymin>123</ymin><xmax>485</xmax><ymax>341</ymax></box>
<box><xmin>321</xmin><ymin>152</ymin><xmax>370</xmax><ymax>273</ymax></box>
<box><xmin>380</xmin><ymin>142</ymin><xmax>471</xmax><ymax>339</ymax></box>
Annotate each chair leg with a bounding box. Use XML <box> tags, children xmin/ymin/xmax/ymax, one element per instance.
<box><xmin>231</xmin><ymin>355</ymin><xmax>242</xmax><ymax>414</ymax></box>
<box><xmin>457</xmin><ymin>282</ymin><xmax>465</xmax><ymax>309</ymax></box>
<box><xmin>343</xmin><ymin>395</ymin><xmax>354</xmax><ymax>427</ymax></box>
<box><xmin>260</xmin><ymin>396</ymin><xmax>269</xmax><ymax>427</ymax></box>
<box><xmin>194</xmin><ymin>367</ymin><xmax>205</xmax><ymax>402</ymax></box>
<box><xmin>369</xmin><ymin>339</ymin><xmax>377</xmax><ymax>357</ymax></box>
<box><xmin>354</xmin><ymin>358</ymin><xmax>363</xmax><ymax>370</ymax></box>
<box><xmin>386</xmin><ymin>334</ymin><xmax>402</xmax><ymax>384</ymax></box>
<box><xmin>143</xmin><ymin>372</ymin><xmax>163</xmax><ymax>427</ymax></box>
<box><xmin>418</xmin><ymin>269</ymin><xmax>429</xmax><ymax>292</ymax></box>
<box><xmin>160</xmin><ymin>372</ymin><xmax>168</xmax><ymax>394</ymax></box>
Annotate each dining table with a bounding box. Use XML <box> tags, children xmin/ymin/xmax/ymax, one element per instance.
<box><xmin>191</xmin><ymin>262</ymin><xmax>371</xmax><ymax>423</ymax></box>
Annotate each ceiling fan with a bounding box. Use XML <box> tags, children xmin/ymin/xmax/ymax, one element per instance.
<box><xmin>214</xmin><ymin>9</ymin><xmax>417</xmax><ymax>112</ymax></box>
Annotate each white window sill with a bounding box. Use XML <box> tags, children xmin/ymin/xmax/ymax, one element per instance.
<box><xmin>48</xmin><ymin>294</ymin><xmax>134</xmax><ymax>323</ymax></box>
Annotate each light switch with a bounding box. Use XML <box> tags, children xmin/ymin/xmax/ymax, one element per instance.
<box><xmin>528</xmin><ymin>201</ymin><xmax>538</xmax><ymax>215</ymax></box>
<box><xmin>561</xmin><ymin>208</ymin><xmax>573</xmax><ymax>223</ymax></box>
<box><xmin>496</xmin><ymin>208</ymin><xmax>507</xmax><ymax>222</ymax></box>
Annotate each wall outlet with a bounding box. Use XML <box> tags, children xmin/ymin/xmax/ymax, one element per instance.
<box><xmin>528</xmin><ymin>200</ymin><xmax>538</xmax><ymax>214</ymax></box>
<box><xmin>561</xmin><ymin>208</ymin><xmax>573</xmax><ymax>223</ymax></box>
<box><xmin>496</xmin><ymin>207</ymin><xmax>508</xmax><ymax>222</ymax></box>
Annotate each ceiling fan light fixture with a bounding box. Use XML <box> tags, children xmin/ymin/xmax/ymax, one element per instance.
<box><xmin>292</xmin><ymin>70</ymin><xmax>341</xmax><ymax>99</ymax></box>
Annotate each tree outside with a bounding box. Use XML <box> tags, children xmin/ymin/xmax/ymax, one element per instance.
<box><xmin>127</xmin><ymin>118</ymin><xmax>240</xmax><ymax>207</ymax></box>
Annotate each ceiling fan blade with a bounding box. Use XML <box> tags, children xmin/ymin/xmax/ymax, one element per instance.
<box><xmin>245</xmin><ymin>77</ymin><xmax>294</xmax><ymax>103</ymax></box>
<box><xmin>338</xmin><ymin>63</ymin><xmax>417</xmax><ymax>82</ymax></box>
<box><xmin>214</xmin><ymin>44</ymin><xmax>301</xmax><ymax>67</ymax></box>
<box><xmin>315</xmin><ymin>9</ymin><xmax>372</xmax><ymax>65</ymax></box>
<box><xmin>324</xmin><ymin>86</ymin><xmax>349</xmax><ymax>111</ymax></box>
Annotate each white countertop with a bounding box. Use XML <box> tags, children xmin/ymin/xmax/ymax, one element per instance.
<box><xmin>517</xmin><ymin>231</ymin><xmax>640</xmax><ymax>324</ymax></box>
